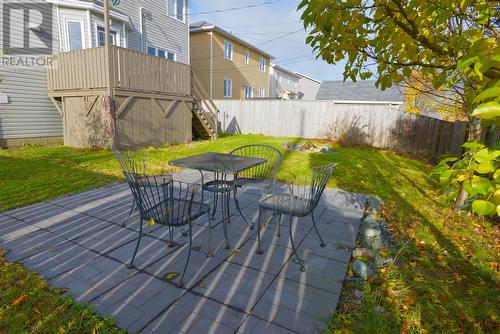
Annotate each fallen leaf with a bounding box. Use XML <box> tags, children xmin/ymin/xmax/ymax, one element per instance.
<box><xmin>33</xmin><ymin>305</ymin><xmax>41</xmax><ymax>314</ymax></box>
<box><xmin>12</xmin><ymin>295</ymin><xmax>29</xmax><ymax>306</ymax></box>
<box><xmin>164</xmin><ymin>272</ymin><xmax>179</xmax><ymax>281</ymax></box>
<box><xmin>198</xmin><ymin>280</ymin><xmax>206</xmax><ymax>289</ymax></box>
<box><xmin>438</xmin><ymin>295</ymin><xmax>449</xmax><ymax>303</ymax></box>
<box><xmin>149</xmin><ymin>218</ymin><xmax>155</xmax><ymax>226</ymax></box>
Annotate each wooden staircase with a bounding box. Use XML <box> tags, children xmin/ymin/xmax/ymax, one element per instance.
<box><xmin>191</xmin><ymin>71</ymin><xmax>219</xmax><ymax>140</ymax></box>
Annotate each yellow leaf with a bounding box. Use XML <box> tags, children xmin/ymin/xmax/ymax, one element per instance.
<box><xmin>149</xmin><ymin>218</ymin><xmax>155</xmax><ymax>226</ymax></box>
<box><xmin>164</xmin><ymin>272</ymin><xmax>179</xmax><ymax>281</ymax></box>
<box><xmin>409</xmin><ymin>262</ymin><xmax>417</xmax><ymax>267</ymax></box>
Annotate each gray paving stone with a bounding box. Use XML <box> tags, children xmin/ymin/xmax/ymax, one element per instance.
<box><xmin>222</xmin><ymin>238</ymin><xmax>293</xmax><ymax>276</ymax></box>
<box><xmin>21</xmin><ymin>242</ymin><xmax>98</xmax><ymax>279</ymax></box>
<box><xmin>193</xmin><ymin>262</ymin><xmax>274</xmax><ymax>312</ymax></box>
<box><xmin>144</xmin><ymin>243</ymin><xmax>223</xmax><ymax>288</ymax></box>
<box><xmin>44</xmin><ymin>214</ymin><xmax>112</xmax><ymax>241</ymax></box>
<box><xmin>238</xmin><ymin>316</ymin><xmax>297</xmax><ymax>334</ymax></box>
<box><xmin>0</xmin><ymin>219</ymin><xmax>41</xmax><ymax>244</ymax></box>
<box><xmin>107</xmin><ymin>234</ymin><xmax>181</xmax><ymax>269</ymax></box>
<box><xmin>49</xmin><ymin>256</ymin><xmax>135</xmax><ymax>302</ymax></box>
<box><xmin>73</xmin><ymin>224</ymin><xmax>139</xmax><ymax>253</ymax></box>
<box><xmin>3</xmin><ymin>230</ymin><xmax>68</xmax><ymax>261</ymax></box>
<box><xmin>252</xmin><ymin>276</ymin><xmax>338</xmax><ymax>332</ymax></box>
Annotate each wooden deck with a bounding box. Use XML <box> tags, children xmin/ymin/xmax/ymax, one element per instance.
<box><xmin>47</xmin><ymin>46</ymin><xmax>191</xmax><ymax>97</ymax></box>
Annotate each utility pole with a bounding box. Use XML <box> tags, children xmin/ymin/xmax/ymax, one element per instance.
<box><xmin>104</xmin><ymin>0</ymin><xmax>112</xmax><ymax>96</ymax></box>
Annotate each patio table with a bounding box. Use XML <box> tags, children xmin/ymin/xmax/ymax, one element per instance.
<box><xmin>169</xmin><ymin>152</ymin><xmax>267</xmax><ymax>249</ymax></box>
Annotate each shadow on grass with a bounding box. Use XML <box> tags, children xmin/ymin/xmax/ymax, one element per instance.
<box><xmin>311</xmin><ymin>146</ymin><xmax>499</xmax><ymax>333</ymax></box>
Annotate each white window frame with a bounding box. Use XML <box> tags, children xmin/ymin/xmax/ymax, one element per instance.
<box><xmin>259</xmin><ymin>87</ymin><xmax>265</xmax><ymax>98</ymax></box>
<box><xmin>224</xmin><ymin>40</ymin><xmax>233</xmax><ymax>61</ymax></box>
<box><xmin>223</xmin><ymin>79</ymin><xmax>232</xmax><ymax>98</ymax></box>
<box><xmin>95</xmin><ymin>24</ymin><xmax>119</xmax><ymax>47</ymax></box>
<box><xmin>244</xmin><ymin>85</ymin><xmax>253</xmax><ymax>99</ymax></box>
<box><xmin>65</xmin><ymin>19</ymin><xmax>85</xmax><ymax>51</ymax></box>
<box><xmin>245</xmin><ymin>49</ymin><xmax>250</xmax><ymax>64</ymax></box>
<box><xmin>259</xmin><ymin>57</ymin><xmax>266</xmax><ymax>72</ymax></box>
<box><xmin>166</xmin><ymin>0</ymin><xmax>185</xmax><ymax>23</ymax></box>
<box><xmin>147</xmin><ymin>45</ymin><xmax>177</xmax><ymax>61</ymax></box>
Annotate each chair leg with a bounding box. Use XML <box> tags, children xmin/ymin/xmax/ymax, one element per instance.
<box><xmin>233</xmin><ymin>186</ymin><xmax>248</xmax><ymax>224</ymax></box>
<box><xmin>129</xmin><ymin>218</ymin><xmax>144</xmax><ymax>268</ymax></box>
<box><xmin>207</xmin><ymin>207</ymin><xmax>213</xmax><ymax>257</ymax></box>
<box><xmin>211</xmin><ymin>191</ymin><xmax>219</xmax><ymax>218</ymax></box>
<box><xmin>167</xmin><ymin>226</ymin><xmax>175</xmax><ymax>248</ymax></box>
<box><xmin>222</xmin><ymin>190</ymin><xmax>231</xmax><ymax>249</ymax></box>
<box><xmin>256</xmin><ymin>206</ymin><xmax>264</xmax><ymax>255</ymax></box>
<box><xmin>311</xmin><ymin>211</ymin><xmax>326</xmax><ymax>247</ymax></box>
<box><xmin>289</xmin><ymin>215</ymin><xmax>305</xmax><ymax>272</ymax></box>
<box><xmin>179</xmin><ymin>221</ymin><xmax>193</xmax><ymax>287</ymax></box>
<box><xmin>275</xmin><ymin>213</ymin><xmax>282</xmax><ymax>237</ymax></box>
<box><xmin>123</xmin><ymin>200</ymin><xmax>135</xmax><ymax>227</ymax></box>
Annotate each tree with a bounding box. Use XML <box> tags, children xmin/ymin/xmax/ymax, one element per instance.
<box><xmin>299</xmin><ymin>0</ymin><xmax>500</xmax><ymax>216</ymax></box>
<box><xmin>299</xmin><ymin>0</ymin><xmax>499</xmax><ymax>120</ymax></box>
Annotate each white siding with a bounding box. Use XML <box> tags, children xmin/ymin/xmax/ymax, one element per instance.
<box><xmin>0</xmin><ymin>1</ymin><xmax>62</xmax><ymax>141</ymax></box>
<box><xmin>116</xmin><ymin>0</ymin><xmax>190</xmax><ymax>64</ymax></box>
<box><xmin>270</xmin><ymin>66</ymin><xmax>299</xmax><ymax>99</ymax></box>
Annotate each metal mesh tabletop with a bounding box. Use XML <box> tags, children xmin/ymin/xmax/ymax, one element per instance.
<box><xmin>169</xmin><ymin>152</ymin><xmax>267</xmax><ymax>174</ymax></box>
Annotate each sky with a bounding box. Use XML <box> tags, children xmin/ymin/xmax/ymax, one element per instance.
<box><xmin>189</xmin><ymin>0</ymin><xmax>345</xmax><ymax>81</ymax></box>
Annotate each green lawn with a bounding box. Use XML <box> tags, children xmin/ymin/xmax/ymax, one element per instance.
<box><xmin>0</xmin><ymin>134</ymin><xmax>498</xmax><ymax>333</ymax></box>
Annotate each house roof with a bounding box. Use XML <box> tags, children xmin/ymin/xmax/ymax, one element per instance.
<box><xmin>316</xmin><ymin>80</ymin><xmax>404</xmax><ymax>102</ymax></box>
<box><xmin>190</xmin><ymin>21</ymin><xmax>274</xmax><ymax>59</ymax></box>
<box><xmin>294</xmin><ymin>72</ymin><xmax>322</xmax><ymax>84</ymax></box>
<box><xmin>270</xmin><ymin>64</ymin><xmax>300</xmax><ymax>78</ymax></box>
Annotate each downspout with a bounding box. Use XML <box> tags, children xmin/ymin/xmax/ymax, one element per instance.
<box><xmin>56</xmin><ymin>4</ymin><xmax>62</xmax><ymax>51</ymax></box>
<box><xmin>139</xmin><ymin>7</ymin><xmax>144</xmax><ymax>52</ymax></box>
<box><xmin>209</xmin><ymin>31</ymin><xmax>213</xmax><ymax>99</ymax></box>
<box><xmin>86</xmin><ymin>10</ymin><xmax>92</xmax><ymax>48</ymax></box>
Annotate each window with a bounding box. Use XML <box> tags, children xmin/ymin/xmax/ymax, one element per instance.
<box><xmin>245</xmin><ymin>49</ymin><xmax>249</xmax><ymax>64</ymax></box>
<box><xmin>224</xmin><ymin>40</ymin><xmax>233</xmax><ymax>60</ymax></box>
<box><xmin>259</xmin><ymin>57</ymin><xmax>266</xmax><ymax>72</ymax></box>
<box><xmin>167</xmin><ymin>51</ymin><xmax>176</xmax><ymax>61</ymax></box>
<box><xmin>147</xmin><ymin>46</ymin><xmax>156</xmax><ymax>56</ymax></box>
<box><xmin>96</xmin><ymin>26</ymin><xmax>117</xmax><ymax>46</ymax></box>
<box><xmin>259</xmin><ymin>87</ymin><xmax>265</xmax><ymax>98</ymax></box>
<box><xmin>167</xmin><ymin>0</ymin><xmax>185</xmax><ymax>21</ymax></box>
<box><xmin>223</xmin><ymin>79</ymin><xmax>232</xmax><ymax>97</ymax></box>
<box><xmin>147</xmin><ymin>45</ymin><xmax>177</xmax><ymax>61</ymax></box>
<box><xmin>67</xmin><ymin>21</ymin><xmax>83</xmax><ymax>51</ymax></box>
<box><xmin>244</xmin><ymin>85</ymin><xmax>253</xmax><ymax>99</ymax></box>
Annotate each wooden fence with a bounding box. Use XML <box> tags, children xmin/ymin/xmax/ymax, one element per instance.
<box><xmin>215</xmin><ymin>100</ymin><xmax>469</xmax><ymax>158</ymax></box>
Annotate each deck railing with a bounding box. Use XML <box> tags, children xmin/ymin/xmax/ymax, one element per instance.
<box><xmin>47</xmin><ymin>46</ymin><xmax>191</xmax><ymax>96</ymax></box>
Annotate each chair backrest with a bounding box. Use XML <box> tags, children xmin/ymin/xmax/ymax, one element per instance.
<box><xmin>112</xmin><ymin>146</ymin><xmax>147</xmax><ymax>176</ymax></box>
<box><xmin>124</xmin><ymin>172</ymin><xmax>200</xmax><ymax>227</ymax></box>
<box><xmin>307</xmin><ymin>162</ymin><xmax>336</xmax><ymax>211</ymax></box>
<box><xmin>229</xmin><ymin>144</ymin><xmax>283</xmax><ymax>180</ymax></box>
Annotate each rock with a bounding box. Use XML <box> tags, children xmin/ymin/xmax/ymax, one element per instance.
<box><xmin>352</xmin><ymin>260</ymin><xmax>374</xmax><ymax>280</ymax></box>
<box><xmin>359</xmin><ymin>218</ymin><xmax>382</xmax><ymax>238</ymax></box>
<box><xmin>353</xmin><ymin>289</ymin><xmax>364</xmax><ymax>299</ymax></box>
<box><xmin>375</xmin><ymin>305</ymin><xmax>389</xmax><ymax>316</ymax></box>
<box><xmin>365</xmin><ymin>195</ymin><xmax>384</xmax><ymax>209</ymax></box>
<box><xmin>352</xmin><ymin>247</ymin><xmax>376</xmax><ymax>259</ymax></box>
<box><xmin>282</xmin><ymin>142</ymin><xmax>290</xmax><ymax>148</ymax></box>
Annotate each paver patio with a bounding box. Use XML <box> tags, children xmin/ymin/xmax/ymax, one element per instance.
<box><xmin>0</xmin><ymin>170</ymin><xmax>367</xmax><ymax>333</ymax></box>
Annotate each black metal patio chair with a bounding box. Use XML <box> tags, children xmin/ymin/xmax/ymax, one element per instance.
<box><xmin>112</xmin><ymin>146</ymin><xmax>172</xmax><ymax>226</ymax></box>
<box><xmin>229</xmin><ymin>144</ymin><xmax>283</xmax><ymax>224</ymax></box>
<box><xmin>255</xmin><ymin>163</ymin><xmax>337</xmax><ymax>271</ymax></box>
<box><xmin>123</xmin><ymin>171</ymin><xmax>212</xmax><ymax>286</ymax></box>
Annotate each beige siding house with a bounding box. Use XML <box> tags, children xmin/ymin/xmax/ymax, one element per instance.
<box><xmin>295</xmin><ymin>72</ymin><xmax>322</xmax><ymax>100</ymax></box>
<box><xmin>190</xmin><ymin>21</ymin><xmax>273</xmax><ymax>100</ymax></box>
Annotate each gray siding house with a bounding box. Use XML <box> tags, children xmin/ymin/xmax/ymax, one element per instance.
<box><xmin>269</xmin><ymin>64</ymin><xmax>299</xmax><ymax>100</ymax></box>
<box><xmin>0</xmin><ymin>0</ymin><xmax>190</xmax><ymax>147</ymax></box>
<box><xmin>294</xmin><ymin>72</ymin><xmax>321</xmax><ymax>100</ymax></box>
